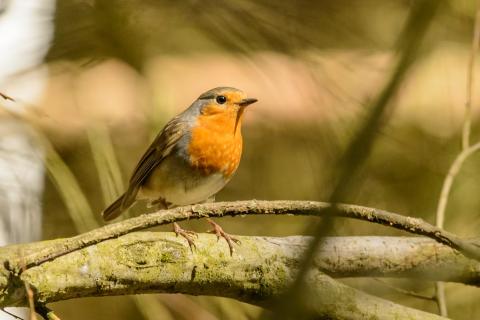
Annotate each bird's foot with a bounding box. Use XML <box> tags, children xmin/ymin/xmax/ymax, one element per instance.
<box><xmin>173</xmin><ymin>222</ymin><xmax>197</xmax><ymax>252</ymax></box>
<box><xmin>206</xmin><ymin>218</ymin><xmax>241</xmax><ymax>256</ymax></box>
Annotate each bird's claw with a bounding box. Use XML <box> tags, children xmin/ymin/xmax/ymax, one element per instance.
<box><xmin>206</xmin><ymin>218</ymin><xmax>241</xmax><ymax>256</ymax></box>
<box><xmin>173</xmin><ymin>222</ymin><xmax>197</xmax><ymax>252</ymax></box>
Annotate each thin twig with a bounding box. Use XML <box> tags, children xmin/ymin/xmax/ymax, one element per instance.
<box><xmin>24</xmin><ymin>281</ymin><xmax>37</xmax><ymax>320</ymax></box>
<box><xmin>462</xmin><ymin>0</ymin><xmax>480</xmax><ymax>150</ymax></box>
<box><xmin>374</xmin><ymin>278</ymin><xmax>435</xmax><ymax>301</ymax></box>
<box><xmin>0</xmin><ymin>308</ymin><xmax>24</xmax><ymax>320</ymax></box>
<box><xmin>19</xmin><ymin>247</ymin><xmax>37</xmax><ymax>320</ymax></box>
<box><xmin>435</xmin><ymin>282</ymin><xmax>448</xmax><ymax>317</ymax></box>
<box><xmin>0</xmin><ymin>92</ymin><xmax>14</xmax><ymax>101</ymax></box>
<box><xmin>435</xmin><ymin>142</ymin><xmax>480</xmax><ymax>227</ymax></box>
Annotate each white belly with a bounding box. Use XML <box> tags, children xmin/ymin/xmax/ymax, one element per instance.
<box><xmin>138</xmin><ymin>155</ymin><xmax>229</xmax><ymax>206</ymax></box>
<box><xmin>160</xmin><ymin>172</ymin><xmax>226</xmax><ymax>205</ymax></box>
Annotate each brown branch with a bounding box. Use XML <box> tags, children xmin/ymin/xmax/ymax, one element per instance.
<box><xmin>6</xmin><ymin>200</ymin><xmax>480</xmax><ymax>273</ymax></box>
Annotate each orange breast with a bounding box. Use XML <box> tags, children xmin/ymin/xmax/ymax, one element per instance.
<box><xmin>188</xmin><ymin>107</ymin><xmax>243</xmax><ymax>177</ymax></box>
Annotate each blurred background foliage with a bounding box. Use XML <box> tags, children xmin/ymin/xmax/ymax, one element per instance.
<box><xmin>11</xmin><ymin>0</ymin><xmax>480</xmax><ymax>318</ymax></box>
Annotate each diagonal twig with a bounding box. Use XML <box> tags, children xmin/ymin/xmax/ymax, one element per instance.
<box><xmin>0</xmin><ymin>92</ymin><xmax>14</xmax><ymax>101</ymax></box>
<box><xmin>374</xmin><ymin>278</ymin><xmax>436</xmax><ymax>301</ymax></box>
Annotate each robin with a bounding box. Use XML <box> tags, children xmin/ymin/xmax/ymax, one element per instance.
<box><xmin>102</xmin><ymin>87</ymin><xmax>257</xmax><ymax>254</ymax></box>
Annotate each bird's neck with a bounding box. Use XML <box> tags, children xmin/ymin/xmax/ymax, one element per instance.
<box><xmin>197</xmin><ymin>111</ymin><xmax>244</xmax><ymax>137</ymax></box>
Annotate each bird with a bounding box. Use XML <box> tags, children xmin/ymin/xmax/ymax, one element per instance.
<box><xmin>101</xmin><ymin>86</ymin><xmax>257</xmax><ymax>254</ymax></box>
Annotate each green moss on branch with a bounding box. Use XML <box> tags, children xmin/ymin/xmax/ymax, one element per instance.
<box><xmin>0</xmin><ymin>233</ymin><xmax>462</xmax><ymax>319</ymax></box>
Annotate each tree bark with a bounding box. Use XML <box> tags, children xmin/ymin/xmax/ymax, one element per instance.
<box><xmin>1</xmin><ymin>233</ymin><xmax>471</xmax><ymax>319</ymax></box>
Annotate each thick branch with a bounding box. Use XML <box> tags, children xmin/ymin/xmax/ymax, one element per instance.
<box><xmin>0</xmin><ymin>234</ymin><xmax>450</xmax><ymax>319</ymax></box>
<box><xmin>310</xmin><ymin>236</ymin><xmax>480</xmax><ymax>285</ymax></box>
<box><xmin>7</xmin><ymin>200</ymin><xmax>480</xmax><ymax>271</ymax></box>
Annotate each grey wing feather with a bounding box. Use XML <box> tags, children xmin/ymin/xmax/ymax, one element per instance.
<box><xmin>121</xmin><ymin>116</ymin><xmax>187</xmax><ymax>209</ymax></box>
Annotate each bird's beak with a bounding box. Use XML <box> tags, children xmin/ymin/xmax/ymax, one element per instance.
<box><xmin>234</xmin><ymin>98</ymin><xmax>256</xmax><ymax>134</ymax></box>
<box><xmin>238</xmin><ymin>98</ymin><xmax>258</xmax><ymax>107</ymax></box>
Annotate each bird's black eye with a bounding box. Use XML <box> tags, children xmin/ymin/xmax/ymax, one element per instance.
<box><xmin>216</xmin><ymin>95</ymin><xmax>227</xmax><ymax>104</ymax></box>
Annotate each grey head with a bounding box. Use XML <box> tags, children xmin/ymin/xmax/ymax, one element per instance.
<box><xmin>197</xmin><ymin>86</ymin><xmax>244</xmax><ymax>100</ymax></box>
<box><xmin>179</xmin><ymin>87</ymin><xmax>246</xmax><ymax>120</ymax></box>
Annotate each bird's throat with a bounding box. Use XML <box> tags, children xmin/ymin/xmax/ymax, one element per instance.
<box><xmin>189</xmin><ymin>112</ymin><xmax>243</xmax><ymax>177</ymax></box>
<box><xmin>234</xmin><ymin>107</ymin><xmax>245</xmax><ymax>135</ymax></box>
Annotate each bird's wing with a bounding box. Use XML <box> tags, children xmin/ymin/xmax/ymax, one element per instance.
<box><xmin>121</xmin><ymin>116</ymin><xmax>188</xmax><ymax>209</ymax></box>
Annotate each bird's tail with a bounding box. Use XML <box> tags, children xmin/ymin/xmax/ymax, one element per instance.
<box><xmin>102</xmin><ymin>193</ymin><xmax>126</xmax><ymax>221</ymax></box>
